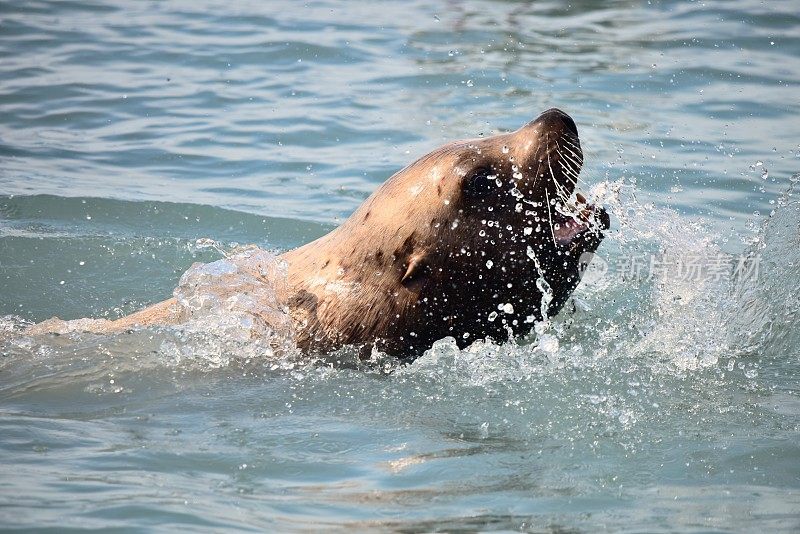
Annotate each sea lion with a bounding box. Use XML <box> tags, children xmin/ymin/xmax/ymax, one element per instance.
<box><xmin>27</xmin><ymin>108</ymin><xmax>609</xmax><ymax>359</ymax></box>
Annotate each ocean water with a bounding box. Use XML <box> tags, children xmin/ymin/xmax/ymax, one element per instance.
<box><xmin>1</xmin><ymin>0</ymin><xmax>800</xmax><ymax>531</ymax></box>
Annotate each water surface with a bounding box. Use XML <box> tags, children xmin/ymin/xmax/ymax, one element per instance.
<box><xmin>1</xmin><ymin>1</ymin><xmax>799</xmax><ymax>531</ymax></box>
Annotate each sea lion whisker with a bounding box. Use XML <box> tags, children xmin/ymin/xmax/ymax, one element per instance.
<box><xmin>560</xmin><ymin>134</ymin><xmax>583</xmax><ymax>154</ymax></box>
<box><xmin>563</xmin><ymin>166</ymin><xmax>591</xmax><ymax>190</ymax></box>
<box><xmin>551</xmin><ymin>159</ymin><xmax>573</xmax><ymax>190</ymax></box>
<box><xmin>545</xmin><ymin>145</ymin><xmax>574</xmax><ymax>206</ymax></box>
<box><xmin>561</xmin><ymin>151</ymin><xmax>583</xmax><ymax>170</ymax></box>
<box><xmin>544</xmin><ymin>187</ymin><xmax>559</xmax><ymax>247</ymax></box>
<box><xmin>554</xmin><ymin>149</ymin><xmax>580</xmax><ymax>184</ymax></box>
<box><xmin>559</xmin><ymin>166</ymin><xmax>580</xmax><ymax>187</ymax></box>
<box><xmin>565</xmin><ymin>172</ymin><xmax>591</xmax><ymax>192</ymax></box>
<box><xmin>532</xmin><ymin>156</ymin><xmax>546</xmax><ymax>191</ymax></box>
<box><xmin>558</xmin><ymin>148</ymin><xmax>583</xmax><ymax>175</ymax></box>
<box><xmin>553</xmin><ymin>178</ymin><xmax>574</xmax><ymax>203</ymax></box>
<box><xmin>545</xmin><ymin>138</ymin><xmax>571</xmax><ymax>195</ymax></box>
<box><xmin>555</xmin><ymin>140</ymin><xmax>591</xmax><ymax>189</ymax></box>
<box><xmin>561</xmin><ymin>135</ymin><xmax>581</xmax><ymax>154</ymax></box>
<box><xmin>559</xmin><ymin>147</ymin><xmax>585</xmax><ymax>172</ymax></box>
<box><xmin>555</xmin><ymin>140</ymin><xmax>583</xmax><ymax>171</ymax></box>
<box><xmin>557</xmin><ymin>163</ymin><xmax>581</xmax><ymax>191</ymax></box>
<box><xmin>554</xmin><ymin>179</ymin><xmax>577</xmax><ymax>207</ymax></box>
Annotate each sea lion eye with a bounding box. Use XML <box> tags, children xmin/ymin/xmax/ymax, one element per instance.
<box><xmin>464</xmin><ymin>167</ymin><xmax>495</xmax><ymax>198</ymax></box>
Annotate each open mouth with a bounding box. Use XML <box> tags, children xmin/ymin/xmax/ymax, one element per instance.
<box><xmin>552</xmin><ymin>192</ymin><xmax>610</xmax><ymax>248</ymax></box>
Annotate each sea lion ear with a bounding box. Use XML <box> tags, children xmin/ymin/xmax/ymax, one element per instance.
<box><xmin>463</xmin><ymin>167</ymin><xmax>495</xmax><ymax>199</ymax></box>
<box><xmin>401</xmin><ymin>252</ymin><xmax>429</xmax><ymax>288</ymax></box>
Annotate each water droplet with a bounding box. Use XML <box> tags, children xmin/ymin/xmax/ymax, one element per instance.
<box><xmin>502</xmin><ymin>145</ymin><xmax>509</xmax><ymax>154</ymax></box>
<box><xmin>536</xmin><ymin>276</ymin><xmax>552</xmax><ymax>295</ymax></box>
<box><xmin>538</xmin><ymin>333</ymin><xmax>559</xmax><ymax>354</ymax></box>
<box><xmin>587</xmin><ymin>394</ymin><xmax>606</xmax><ymax>405</ymax></box>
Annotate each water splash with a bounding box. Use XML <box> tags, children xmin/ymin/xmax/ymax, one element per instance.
<box><xmin>172</xmin><ymin>246</ymin><xmax>294</xmax><ymax>344</ymax></box>
<box><xmin>3</xmin><ymin>181</ymin><xmax>797</xmax><ymax>391</ymax></box>
<box><xmin>728</xmin><ymin>187</ymin><xmax>800</xmax><ymax>361</ymax></box>
<box><xmin>404</xmin><ymin>177</ymin><xmax>796</xmax><ymax>388</ymax></box>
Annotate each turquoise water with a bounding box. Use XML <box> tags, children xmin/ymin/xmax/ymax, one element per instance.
<box><xmin>2</xmin><ymin>0</ymin><xmax>800</xmax><ymax>531</ymax></box>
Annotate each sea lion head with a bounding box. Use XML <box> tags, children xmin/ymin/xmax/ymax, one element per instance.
<box><xmin>286</xmin><ymin>108</ymin><xmax>609</xmax><ymax>357</ymax></box>
<box><xmin>435</xmin><ymin>107</ymin><xmax>609</xmax><ymax>265</ymax></box>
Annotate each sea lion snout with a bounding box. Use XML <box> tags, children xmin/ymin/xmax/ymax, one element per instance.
<box><xmin>531</xmin><ymin>108</ymin><xmax>579</xmax><ymax>138</ymax></box>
